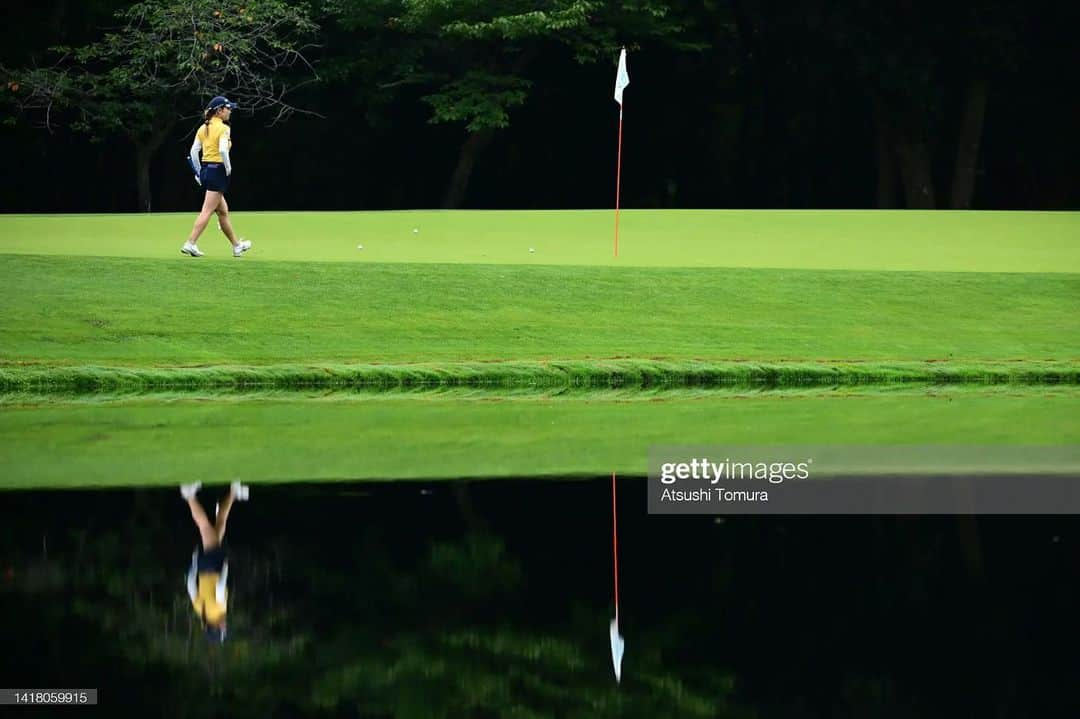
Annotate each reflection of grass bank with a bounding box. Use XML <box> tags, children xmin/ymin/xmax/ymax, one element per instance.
<box><xmin>3</xmin><ymin>360</ymin><xmax>1078</xmax><ymax>397</ymax></box>
<box><xmin>1</xmin><ymin>392</ymin><xmax>1076</xmax><ymax>488</ymax></box>
<box><xmin>3</xmin><ymin>383</ymin><xmax>1080</xmax><ymax>407</ymax></box>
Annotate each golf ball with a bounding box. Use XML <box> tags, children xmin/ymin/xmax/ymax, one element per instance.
<box><xmin>413</xmin><ymin>228</ymin><xmax>419</xmax><ymax>233</ymax></box>
<box><xmin>357</xmin><ymin>244</ymin><xmax>364</xmax><ymax>250</ymax></box>
<box><xmin>529</xmin><ymin>248</ymin><xmax>535</xmax><ymax>253</ymax></box>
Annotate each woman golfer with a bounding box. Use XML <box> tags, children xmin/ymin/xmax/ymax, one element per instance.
<box><xmin>181</xmin><ymin>95</ymin><xmax>252</xmax><ymax>258</ymax></box>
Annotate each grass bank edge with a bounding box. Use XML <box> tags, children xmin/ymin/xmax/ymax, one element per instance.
<box><xmin>2</xmin><ymin>359</ymin><xmax>1078</xmax><ymax>395</ymax></box>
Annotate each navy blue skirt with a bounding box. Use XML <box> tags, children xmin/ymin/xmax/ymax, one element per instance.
<box><xmin>197</xmin><ymin>545</ymin><xmax>227</xmax><ymax>573</ymax></box>
<box><xmin>201</xmin><ymin>163</ymin><xmax>230</xmax><ymax>193</ymax></box>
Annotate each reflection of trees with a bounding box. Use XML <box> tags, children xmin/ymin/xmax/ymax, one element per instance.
<box><xmin>2</xmin><ymin>489</ymin><xmax>1061</xmax><ymax>717</ymax></box>
<box><xmin>311</xmin><ymin>629</ymin><xmax>733</xmax><ymax>718</ymax></box>
<box><xmin>1</xmin><ymin>503</ymin><xmax>741</xmax><ymax>718</ymax></box>
<box><xmin>307</xmin><ymin>534</ymin><xmax>737</xmax><ymax>717</ymax></box>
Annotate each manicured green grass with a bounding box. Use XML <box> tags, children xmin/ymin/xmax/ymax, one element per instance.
<box><xmin>1</xmin><ymin>210</ymin><xmax>1074</xmax><ymax>490</ymax></box>
<box><xmin>1</xmin><ymin>209</ymin><xmax>1078</xmax><ymax>271</ymax></box>
<box><xmin>1</xmin><ymin>391</ymin><xmax>1076</xmax><ymax>488</ymax></box>
<box><xmin>2</xmin><ymin>210</ymin><xmax>1076</xmax><ymax>390</ymax></box>
<box><xmin>1</xmin><ymin>256</ymin><xmax>1077</xmax><ymax>373</ymax></box>
<box><xmin>2</xmin><ymin>207</ymin><xmax>1071</xmax><ymax>487</ymax></box>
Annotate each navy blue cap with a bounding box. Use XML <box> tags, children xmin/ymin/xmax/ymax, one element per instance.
<box><xmin>207</xmin><ymin>96</ymin><xmax>238</xmax><ymax>111</ymax></box>
<box><xmin>205</xmin><ymin>623</ymin><xmax>227</xmax><ymax>643</ymax></box>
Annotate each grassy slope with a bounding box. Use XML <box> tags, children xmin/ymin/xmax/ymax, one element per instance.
<box><xmin>1</xmin><ymin>391</ymin><xmax>1076</xmax><ymax>487</ymax></box>
<box><xmin>0</xmin><ymin>256</ymin><xmax>1077</xmax><ymax>370</ymax></box>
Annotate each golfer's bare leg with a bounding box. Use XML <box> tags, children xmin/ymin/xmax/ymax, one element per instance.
<box><xmin>214</xmin><ymin>488</ymin><xmax>237</xmax><ymax>543</ymax></box>
<box><xmin>187</xmin><ymin>191</ymin><xmax>222</xmax><ymax>245</ymax></box>
<box><xmin>216</xmin><ymin>196</ymin><xmax>239</xmax><ymax>247</ymax></box>
<box><xmin>187</xmin><ymin>496</ymin><xmax>220</xmax><ymax>550</ymax></box>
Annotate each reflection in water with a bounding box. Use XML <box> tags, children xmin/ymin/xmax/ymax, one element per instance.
<box><xmin>1</xmin><ymin>479</ymin><xmax>1077</xmax><ymax>717</ymax></box>
<box><xmin>182</xmin><ymin>481</ymin><xmax>250</xmax><ymax>644</ymax></box>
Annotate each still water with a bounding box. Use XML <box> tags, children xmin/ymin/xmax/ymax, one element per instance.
<box><xmin>2</xmin><ymin>478</ymin><xmax>1077</xmax><ymax>717</ymax></box>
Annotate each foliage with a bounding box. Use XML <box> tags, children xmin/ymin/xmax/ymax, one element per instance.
<box><xmin>2</xmin><ymin>0</ymin><xmax>320</xmax><ymax>140</ymax></box>
<box><xmin>328</xmin><ymin>0</ymin><xmax>698</xmax><ymax>132</ymax></box>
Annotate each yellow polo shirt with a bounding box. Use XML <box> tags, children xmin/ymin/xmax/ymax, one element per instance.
<box><xmin>197</xmin><ymin>117</ymin><xmax>232</xmax><ymax>163</ymax></box>
<box><xmin>192</xmin><ymin>572</ymin><xmax>227</xmax><ymax>624</ymax></box>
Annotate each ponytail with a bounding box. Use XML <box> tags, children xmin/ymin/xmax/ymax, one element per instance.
<box><xmin>198</xmin><ymin>107</ymin><xmax>215</xmax><ymax>142</ymax></box>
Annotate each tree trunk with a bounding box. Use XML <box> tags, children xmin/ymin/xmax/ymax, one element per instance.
<box><xmin>873</xmin><ymin>100</ymin><xmax>899</xmax><ymax>208</ymax></box>
<box><xmin>132</xmin><ymin>120</ymin><xmax>175</xmax><ymax>212</ymax></box>
<box><xmin>442</xmin><ymin>128</ymin><xmax>494</xmax><ymax>209</ymax></box>
<box><xmin>50</xmin><ymin>0</ymin><xmax>69</xmax><ymax>37</ymax></box>
<box><xmin>956</xmin><ymin>515</ymin><xmax>984</xmax><ymax>581</ymax></box>
<box><xmin>438</xmin><ymin>46</ymin><xmax>536</xmax><ymax>210</ymax></box>
<box><xmin>135</xmin><ymin>145</ymin><xmax>153</xmax><ymax>212</ymax></box>
<box><xmin>453</xmin><ymin>482</ymin><xmax>488</xmax><ymax>534</ymax></box>
<box><xmin>730</xmin><ymin>0</ymin><xmax>785</xmax><ymax>206</ymax></box>
<box><xmin>893</xmin><ymin>126</ymin><xmax>936</xmax><ymax>209</ymax></box>
<box><xmin>949</xmin><ymin>80</ymin><xmax>988</xmax><ymax>209</ymax></box>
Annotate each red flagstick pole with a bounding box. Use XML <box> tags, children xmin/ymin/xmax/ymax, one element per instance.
<box><xmin>612</xmin><ymin>471</ymin><xmax>620</xmax><ymax>622</ymax></box>
<box><xmin>614</xmin><ymin>107</ymin><xmax>624</xmax><ymax>258</ymax></box>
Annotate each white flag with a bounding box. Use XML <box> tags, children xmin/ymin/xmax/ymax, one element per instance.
<box><xmin>609</xmin><ymin>618</ymin><xmax>625</xmax><ymax>683</ymax></box>
<box><xmin>614</xmin><ymin>48</ymin><xmax>629</xmax><ymax>106</ymax></box>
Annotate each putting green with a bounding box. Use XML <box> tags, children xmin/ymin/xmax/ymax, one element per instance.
<box><xmin>1</xmin><ymin>209</ymin><xmax>1077</xmax><ymax>272</ymax></box>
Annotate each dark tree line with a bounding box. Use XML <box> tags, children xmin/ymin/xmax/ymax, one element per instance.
<box><xmin>1</xmin><ymin>0</ymin><xmax>1075</xmax><ymax>212</ymax></box>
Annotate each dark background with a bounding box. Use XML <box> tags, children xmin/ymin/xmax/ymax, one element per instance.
<box><xmin>1</xmin><ymin>0</ymin><xmax>1077</xmax><ymax>213</ymax></box>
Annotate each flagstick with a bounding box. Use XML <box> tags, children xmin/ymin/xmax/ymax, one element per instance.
<box><xmin>612</xmin><ymin>46</ymin><xmax>629</xmax><ymax>260</ymax></box>
<box><xmin>612</xmin><ymin>471</ymin><xmax>620</xmax><ymax>622</ymax></box>
<box><xmin>609</xmin><ymin>470</ymin><xmax>625</xmax><ymax>683</ymax></box>
<box><xmin>614</xmin><ymin>107</ymin><xmax>624</xmax><ymax>258</ymax></box>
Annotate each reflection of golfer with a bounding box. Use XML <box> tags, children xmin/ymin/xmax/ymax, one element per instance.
<box><xmin>180</xmin><ymin>95</ymin><xmax>251</xmax><ymax>258</ymax></box>
<box><xmin>180</xmin><ymin>481</ymin><xmax>249</xmax><ymax>642</ymax></box>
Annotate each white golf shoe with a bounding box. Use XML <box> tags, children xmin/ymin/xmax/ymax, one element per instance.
<box><xmin>232</xmin><ymin>239</ymin><xmax>252</xmax><ymax>257</ymax></box>
<box><xmin>181</xmin><ymin>242</ymin><xmax>204</xmax><ymax>257</ymax></box>
<box><xmin>180</xmin><ymin>482</ymin><xmax>202</xmax><ymax>499</ymax></box>
<box><xmin>230</xmin><ymin>481</ymin><xmax>250</xmax><ymax>501</ymax></box>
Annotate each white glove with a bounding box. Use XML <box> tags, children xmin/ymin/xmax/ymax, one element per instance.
<box><xmin>194</xmin><ymin>173</ymin><xmax>202</xmax><ymax>186</ymax></box>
